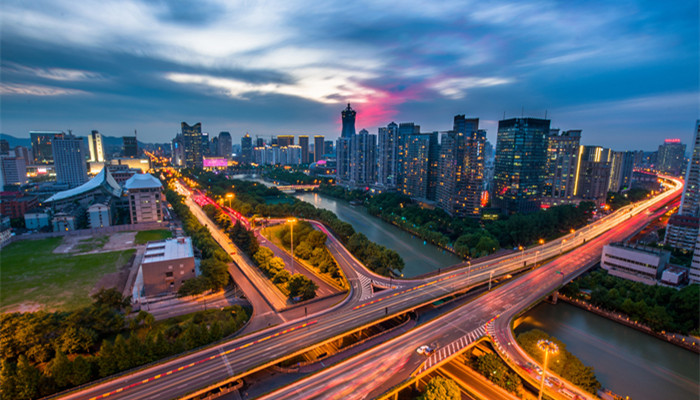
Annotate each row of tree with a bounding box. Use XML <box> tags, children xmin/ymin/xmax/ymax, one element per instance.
<box><xmin>193</xmin><ymin>172</ymin><xmax>404</xmax><ymax>276</ymax></box>
<box><xmin>275</xmin><ymin>221</ymin><xmax>344</xmax><ymax>285</ymax></box>
<box><xmin>606</xmin><ymin>188</ymin><xmax>651</xmax><ymax>210</ymax></box>
<box><xmin>0</xmin><ymin>286</ymin><xmax>248</xmax><ymax>399</ymax></box>
<box><xmin>263</xmin><ymin>168</ymin><xmax>332</xmax><ymax>185</ymax></box>
<box><xmin>561</xmin><ymin>269</ymin><xmax>699</xmax><ymax>334</ymax></box>
<box><xmin>163</xmin><ymin>188</ymin><xmax>232</xmax><ymax>297</ymax></box>
<box><xmin>467</xmin><ymin>352</ymin><xmax>523</xmax><ymax>395</ymax></box>
<box><xmin>516</xmin><ymin>329</ymin><xmax>601</xmax><ymax>394</ymax></box>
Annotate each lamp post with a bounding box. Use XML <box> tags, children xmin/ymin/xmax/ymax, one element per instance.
<box><xmin>535</xmin><ymin>250</ymin><xmax>540</xmax><ymax>266</ymax></box>
<box><xmin>537</xmin><ymin>339</ymin><xmax>559</xmax><ymax>400</ymax></box>
<box><xmin>467</xmin><ymin>261</ymin><xmax>472</xmax><ymax>286</ymax></box>
<box><xmin>519</xmin><ymin>245</ymin><xmax>524</xmax><ymax>266</ymax></box>
<box><xmin>287</xmin><ymin>218</ymin><xmax>297</xmax><ymax>274</ymax></box>
<box><xmin>225</xmin><ymin>193</ymin><xmax>234</xmax><ymax>209</ymax></box>
<box><xmin>489</xmin><ymin>270</ymin><xmax>494</xmax><ymax>291</ymax></box>
<box><xmin>560</xmin><ymin>239</ymin><xmax>566</xmax><ymax>254</ymax></box>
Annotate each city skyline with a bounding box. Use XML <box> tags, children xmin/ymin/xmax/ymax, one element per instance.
<box><xmin>1</xmin><ymin>0</ymin><xmax>698</xmax><ymax>150</ymax></box>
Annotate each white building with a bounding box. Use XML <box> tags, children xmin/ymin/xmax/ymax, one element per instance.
<box><xmin>88</xmin><ymin>130</ymin><xmax>105</xmax><ymax>162</ymax></box>
<box><xmin>25</xmin><ymin>212</ymin><xmax>50</xmax><ymax>230</ymax></box>
<box><xmin>125</xmin><ymin>173</ymin><xmax>163</xmax><ymax>224</ymax></box>
<box><xmin>52</xmin><ymin>213</ymin><xmax>76</xmax><ymax>232</ymax></box>
<box><xmin>133</xmin><ymin>237</ymin><xmax>196</xmax><ymax>298</ymax></box>
<box><xmin>0</xmin><ymin>156</ymin><xmax>28</xmax><ymax>186</ymax></box>
<box><xmin>601</xmin><ymin>243</ymin><xmax>670</xmax><ymax>285</ymax></box>
<box><xmin>88</xmin><ymin>203</ymin><xmax>111</xmax><ymax>228</ymax></box>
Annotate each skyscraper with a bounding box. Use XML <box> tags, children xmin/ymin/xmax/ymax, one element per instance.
<box><xmin>493</xmin><ymin>117</ymin><xmax>550</xmax><ymax>214</ymax></box>
<box><xmin>314</xmin><ymin>135</ymin><xmax>325</xmax><ymax>162</ymax></box>
<box><xmin>349</xmin><ymin>129</ymin><xmax>376</xmax><ymax>187</ymax></box>
<box><xmin>396</xmin><ymin>122</ymin><xmax>421</xmax><ymax>186</ymax></box>
<box><xmin>201</xmin><ymin>132</ymin><xmax>210</xmax><ymax>157</ymax></box>
<box><xmin>218</xmin><ymin>131</ymin><xmax>232</xmax><ymax>158</ymax></box>
<box><xmin>123</xmin><ymin>136</ymin><xmax>138</xmax><ymax>157</ymax></box>
<box><xmin>324</xmin><ymin>140</ymin><xmax>334</xmax><ymax>156</ymax></box>
<box><xmin>377</xmin><ymin>122</ymin><xmax>399</xmax><ymax>189</ymax></box>
<box><xmin>31</xmin><ymin>131</ymin><xmax>64</xmax><ymax>164</ymax></box>
<box><xmin>88</xmin><ymin>130</ymin><xmax>105</xmax><ymax>162</ymax></box>
<box><xmin>656</xmin><ymin>139</ymin><xmax>686</xmax><ymax>176</ymax></box>
<box><xmin>341</xmin><ymin>104</ymin><xmax>356</xmax><ymax>138</ymax></box>
<box><xmin>0</xmin><ymin>156</ymin><xmax>28</xmax><ymax>186</ymax></box>
<box><xmin>574</xmin><ymin>146</ymin><xmax>612</xmax><ymax>204</ymax></box>
<box><xmin>608</xmin><ymin>151</ymin><xmax>635</xmax><ymax>193</ymax></box>
<box><xmin>181</xmin><ymin>122</ymin><xmax>203</xmax><ymax>169</ymax></box>
<box><xmin>241</xmin><ymin>134</ymin><xmax>253</xmax><ymax>164</ymax></box>
<box><xmin>400</xmin><ymin>131</ymin><xmax>438</xmax><ymax>200</ymax></box>
<box><xmin>299</xmin><ymin>135</ymin><xmax>309</xmax><ymax>164</ymax></box>
<box><xmin>437</xmin><ymin>116</ymin><xmax>485</xmax><ymax>217</ymax></box>
<box><xmin>336</xmin><ymin>137</ymin><xmax>351</xmax><ymax>184</ymax></box>
<box><xmin>52</xmin><ymin>134</ymin><xmax>88</xmax><ymax>187</ymax></box>
<box><xmin>171</xmin><ymin>135</ymin><xmax>185</xmax><ymax>167</ymax></box>
<box><xmin>277</xmin><ymin>135</ymin><xmax>295</xmax><ymax>147</ymax></box>
<box><xmin>666</xmin><ymin>121</ymin><xmax>700</xmax><ymax>252</ymax></box>
<box><xmin>544</xmin><ymin>129</ymin><xmax>581</xmax><ymax>200</ymax></box>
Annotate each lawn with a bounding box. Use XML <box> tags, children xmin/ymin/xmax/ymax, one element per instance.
<box><xmin>135</xmin><ymin>229</ymin><xmax>173</xmax><ymax>245</ymax></box>
<box><xmin>0</xmin><ymin>237</ymin><xmax>135</xmax><ymax>312</ymax></box>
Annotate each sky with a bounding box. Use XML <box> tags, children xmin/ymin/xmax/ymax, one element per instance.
<box><xmin>1</xmin><ymin>0</ymin><xmax>698</xmax><ymax>150</ymax></box>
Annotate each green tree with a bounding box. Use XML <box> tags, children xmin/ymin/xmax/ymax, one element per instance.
<box><xmin>68</xmin><ymin>355</ymin><xmax>93</xmax><ymax>386</ymax></box>
<box><xmin>92</xmin><ymin>288</ymin><xmax>130</xmax><ymax>311</ymax></box>
<box><xmin>287</xmin><ymin>274</ymin><xmax>318</xmax><ymax>300</ymax></box>
<box><xmin>97</xmin><ymin>339</ymin><xmax>119</xmax><ymax>378</ymax></box>
<box><xmin>15</xmin><ymin>355</ymin><xmax>40</xmax><ymax>400</ymax></box>
<box><xmin>419</xmin><ymin>376</ymin><xmax>460</xmax><ymax>400</ymax></box>
<box><xmin>50</xmin><ymin>350</ymin><xmax>72</xmax><ymax>388</ymax></box>
<box><xmin>1</xmin><ymin>359</ymin><xmax>19</xmax><ymax>399</ymax></box>
<box><xmin>273</xmin><ymin>269</ymin><xmax>291</xmax><ymax>284</ymax></box>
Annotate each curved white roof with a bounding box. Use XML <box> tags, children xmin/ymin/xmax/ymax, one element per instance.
<box><xmin>124</xmin><ymin>173</ymin><xmax>162</xmax><ymax>190</ymax></box>
<box><xmin>45</xmin><ymin>167</ymin><xmax>122</xmax><ymax>203</ymax></box>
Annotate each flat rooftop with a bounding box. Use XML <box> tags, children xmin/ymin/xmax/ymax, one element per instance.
<box><xmin>142</xmin><ymin>237</ymin><xmax>193</xmax><ymax>264</ymax></box>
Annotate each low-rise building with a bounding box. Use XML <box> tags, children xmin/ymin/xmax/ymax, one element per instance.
<box><xmin>25</xmin><ymin>212</ymin><xmax>50</xmax><ymax>230</ymax></box>
<box><xmin>52</xmin><ymin>212</ymin><xmax>76</xmax><ymax>232</ymax></box>
<box><xmin>601</xmin><ymin>243</ymin><xmax>670</xmax><ymax>285</ymax></box>
<box><xmin>0</xmin><ymin>192</ymin><xmax>38</xmax><ymax>219</ymax></box>
<box><xmin>136</xmin><ymin>237</ymin><xmax>196</xmax><ymax>297</ymax></box>
<box><xmin>660</xmin><ymin>266</ymin><xmax>688</xmax><ymax>287</ymax></box>
<box><xmin>88</xmin><ymin>203</ymin><xmax>111</xmax><ymax>228</ymax></box>
<box><xmin>0</xmin><ymin>216</ymin><xmax>12</xmax><ymax>246</ymax></box>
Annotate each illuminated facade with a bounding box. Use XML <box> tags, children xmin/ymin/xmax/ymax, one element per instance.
<box><xmin>30</xmin><ymin>131</ymin><xmax>64</xmax><ymax>164</ymax></box>
<box><xmin>544</xmin><ymin>129</ymin><xmax>580</xmax><ymax>200</ymax></box>
<box><xmin>399</xmin><ymin>131</ymin><xmax>438</xmax><ymax>200</ymax></box>
<box><xmin>299</xmin><ymin>135</ymin><xmax>309</xmax><ymax>164</ymax></box>
<box><xmin>314</xmin><ymin>135</ymin><xmax>325</xmax><ymax>162</ymax></box>
<box><xmin>181</xmin><ymin>122</ymin><xmax>203</xmax><ymax>169</ymax></box>
<box><xmin>493</xmin><ymin>117</ymin><xmax>549</xmax><ymax>214</ymax></box>
<box><xmin>377</xmin><ymin>122</ymin><xmax>399</xmax><ymax>189</ymax></box>
<box><xmin>88</xmin><ymin>130</ymin><xmax>104</xmax><ymax>162</ymax></box>
<box><xmin>656</xmin><ymin>139</ymin><xmax>686</xmax><ymax>176</ymax></box>
<box><xmin>341</xmin><ymin>104</ymin><xmax>356</xmax><ymax>138</ymax></box>
<box><xmin>52</xmin><ymin>134</ymin><xmax>88</xmax><ymax>188</ymax></box>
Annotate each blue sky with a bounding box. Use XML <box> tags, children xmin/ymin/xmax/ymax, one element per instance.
<box><xmin>1</xmin><ymin>0</ymin><xmax>698</xmax><ymax>150</ymax></box>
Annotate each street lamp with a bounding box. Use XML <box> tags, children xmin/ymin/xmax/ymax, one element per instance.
<box><xmin>467</xmin><ymin>261</ymin><xmax>472</xmax><ymax>286</ymax></box>
<box><xmin>225</xmin><ymin>193</ymin><xmax>234</xmax><ymax>209</ymax></box>
<box><xmin>519</xmin><ymin>246</ymin><xmax>524</xmax><ymax>266</ymax></box>
<box><xmin>539</xmin><ymin>238</ymin><xmax>545</xmax><ymax>245</ymax></box>
<box><xmin>287</xmin><ymin>218</ymin><xmax>297</xmax><ymax>274</ymax></box>
<box><xmin>537</xmin><ymin>339</ymin><xmax>559</xmax><ymax>400</ymax></box>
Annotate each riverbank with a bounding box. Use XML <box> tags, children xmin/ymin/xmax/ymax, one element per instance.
<box><xmin>558</xmin><ymin>294</ymin><xmax>700</xmax><ymax>353</ymax></box>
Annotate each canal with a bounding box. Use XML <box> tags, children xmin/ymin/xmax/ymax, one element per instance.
<box><xmin>515</xmin><ymin>302</ymin><xmax>699</xmax><ymax>400</ymax></box>
<box><xmin>294</xmin><ymin>192</ymin><xmax>464</xmax><ymax>277</ymax></box>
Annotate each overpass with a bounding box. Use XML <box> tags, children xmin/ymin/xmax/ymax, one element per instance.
<box><xmin>61</xmin><ymin>176</ymin><xmax>681</xmax><ymax>400</ymax></box>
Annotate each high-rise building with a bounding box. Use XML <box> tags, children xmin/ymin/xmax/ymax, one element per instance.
<box><xmin>691</xmin><ymin>232</ymin><xmax>700</xmax><ymax>284</ymax></box>
<box><xmin>314</xmin><ymin>135</ymin><xmax>325</xmax><ymax>162</ymax></box>
<box><xmin>277</xmin><ymin>135</ymin><xmax>295</xmax><ymax>147</ymax></box>
<box><xmin>31</xmin><ymin>131</ymin><xmax>64</xmax><ymax>164</ymax></box>
<box><xmin>201</xmin><ymin>132</ymin><xmax>210</xmax><ymax>157</ymax></box>
<box><xmin>13</xmin><ymin>146</ymin><xmax>31</xmax><ymax>166</ymax></box>
<box><xmin>336</xmin><ymin>137</ymin><xmax>352</xmax><ymax>184</ymax></box>
<box><xmin>377</xmin><ymin>122</ymin><xmax>399</xmax><ymax>189</ymax></box>
<box><xmin>493</xmin><ymin>117</ymin><xmax>549</xmax><ymax>214</ymax></box>
<box><xmin>181</xmin><ymin>122</ymin><xmax>203</xmax><ymax>169</ymax></box>
<box><xmin>0</xmin><ymin>156</ymin><xmax>28</xmax><ymax>186</ymax></box>
<box><xmin>400</xmin><ymin>131</ymin><xmax>438</xmax><ymax>200</ymax></box>
<box><xmin>217</xmin><ymin>131</ymin><xmax>231</xmax><ymax>159</ymax></box>
<box><xmin>255</xmin><ymin>137</ymin><xmax>265</xmax><ymax>148</ymax></box>
<box><xmin>299</xmin><ymin>135</ymin><xmax>309</xmax><ymax>164</ymax></box>
<box><xmin>656</xmin><ymin>139</ymin><xmax>686</xmax><ymax>176</ymax></box>
<box><xmin>396</xmin><ymin>122</ymin><xmax>421</xmax><ymax>186</ymax></box>
<box><xmin>575</xmin><ymin>146</ymin><xmax>612</xmax><ymax>204</ymax></box>
<box><xmin>210</xmin><ymin>137</ymin><xmax>219</xmax><ymax>156</ymax></box>
<box><xmin>324</xmin><ymin>140</ymin><xmax>334</xmax><ymax>156</ymax></box>
<box><xmin>88</xmin><ymin>130</ymin><xmax>105</xmax><ymax>162</ymax></box>
<box><xmin>437</xmin><ymin>116</ymin><xmax>485</xmax><ymax>217</ymax></box>
<box><xmin>544</xmin><ymin>129</ymin><xmax>581</xmax><ymax>200</ymax></box>
<box><xmin>241</xmin><ymin>134</ymin><xmax>253</xmax><ymax>164</ymax></box>
<box><xmin>666</xmin><ymin>121</ymin><xmax>700</xmax><ymax>251</ymax></box>
<box><xmin>52</xmin><ymin>134</ymin><xmax>88</xmax><ymax>187</ymax></box>
<box><xmin>280</xmin><ymin>145</ymin><xmax>302</xmax><ymax>165</ymax></box>
<box><xmin>123</xmin><ymin>136</ymin><xmax>138</xmax><ymax>158</ymax></box>
<box><xmin>341</xmin><ymin>104</ymin><xmax>356</xmax><ymax>138</ymax></box>
<box><xmin>349</xmin><ymin>129</ymin><xmax>376</xmax><ymax>187</ymax></box>
<box><xmin>171</xmin><ymin>135</ymin><xmax>185</xmax><ymax>167</ymax></box>
<box><xmin>608</xmin><ymin>151</ymin><xmax>635</xmax><ymax>193</ymax></box>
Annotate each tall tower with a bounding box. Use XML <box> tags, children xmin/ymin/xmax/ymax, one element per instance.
<box><xmin>377</xmin><ymin>122</ymin><xmax>399</xmax><ymax>189</ymax></box>
<box><xmin>88</xmin><ymin>130</ymin><xmax>104</xmax><ymax>162</ymax></box>
<box><xmin>493</xmin><ymin>117</ymin><xmax>550</xmax><ymax>214</ymax></box>
<box><xmin>181</xmin><ymin>122</ymin><xmax>203</xmax><ymax>169</ymax></box>
<box><xmin>52</xmin><ymin>133</ymin><xmax>88</xmax><ymax>187</ymax></box>
<box><xmin>299</xmin><ymin>135</ymin><xmax>309</xmax><ymax>164</ymax></box>
<box><xmin>314</xmin><ymin>135</ymin><xmax>325</xmax><ymax>162</ymax></box>
<box><xmin>241</xmin><ymin>133</ymin><xmax>253</xmax><ymax>164</ymax></box>
<box><xmin>341</xmin><ymin>104</ymin><xmax>356</xmax><ymax>138</ymax></box>
<box><xmin>218</xmin><ymin>131</ymin><xmax>232</xmax><ymax>158</ymax></box>
<box><xmin>666</xmin><ymin>121</ymin><xmax>700</xmax><ymax>253</ymax></box>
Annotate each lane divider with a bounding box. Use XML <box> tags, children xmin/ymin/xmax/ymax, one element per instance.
<box><xmin>88</xmin><ymin>320</ymin><xmax>319</xmax><ymax>400</ymax></box>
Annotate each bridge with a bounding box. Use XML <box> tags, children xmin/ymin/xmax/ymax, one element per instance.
<box><xmin>61</xmin><ymin>176</ymin><xmax>682</xmax><ymax>400</ymax></box>
<box><xmin>276</xmin><ymin>184</ymin><xmax>319</xmax><ymax>192</ymax></box>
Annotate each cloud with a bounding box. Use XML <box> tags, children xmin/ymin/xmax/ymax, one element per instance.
<box><xmin>4</xmin><ymin>63</ymin><xmax>104</xmax><ymax>81</ymax></box>
<box><xmin>429</xmin><ymin>77</ymin><xmax>513</xmax><ymax>99</ymax></box>
<box><xmin>0</xmin><ymin>83</ymin><xmax>87</xmax><ymax>96</ymax></box>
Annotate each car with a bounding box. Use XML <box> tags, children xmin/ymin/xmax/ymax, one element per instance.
<box><xmin>416</xmin><ymin>345</ymin><xmax>435</xmax><ymax>356</ymax></box>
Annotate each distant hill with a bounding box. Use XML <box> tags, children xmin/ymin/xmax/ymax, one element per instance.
<box><xmin>0</xmin><ymin>133</ymin><xmax>31</xmax><ymax>148</ymax></box>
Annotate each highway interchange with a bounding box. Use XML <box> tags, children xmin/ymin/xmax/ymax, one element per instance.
<box><xmin>60</xmin><ymin>175</ymin><xmax>682</xmax><ymax>400</ymax></box>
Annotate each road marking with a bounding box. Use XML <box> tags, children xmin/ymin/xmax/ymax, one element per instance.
<box><xmin>219</xmin><ymin>348</ymin><xmax>234</xmax><ymax>376</ymax></box>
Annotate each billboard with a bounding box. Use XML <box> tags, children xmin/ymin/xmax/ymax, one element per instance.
<box><xmin>203</xmin><ymin>157</ymin><xmax>228</xmax><ymax>167</ymax></box>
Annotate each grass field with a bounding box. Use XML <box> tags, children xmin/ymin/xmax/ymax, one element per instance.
<box><xmin>135</xmin><ymin>229</ymin><xmax>173</xmax><ymax>245</ymax></box>
<box><xmin>0</xmin><ymin>237</ymin><xmax>135</xmax><ymax>312</ymax></box>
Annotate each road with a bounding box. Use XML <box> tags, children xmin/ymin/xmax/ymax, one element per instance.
<box><xmin>62</xmin><ymin>177</ymin><xmax>680</xmax><ymax>400</ymax></box>
<box><xmin>258</xmin><ymin>177</ymin><xmax>682</xmax><ymax>400</ymax></box>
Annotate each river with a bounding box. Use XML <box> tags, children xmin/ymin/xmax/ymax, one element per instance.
<box><xmin>514</xmin><ymin>302</ymin><xmax>699</xmax><ymax>400</ymax></box>
<box><xmin>294</xmin><ymin>192</ymin><xmax>464</xmax><ymax>277</ymax></box>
